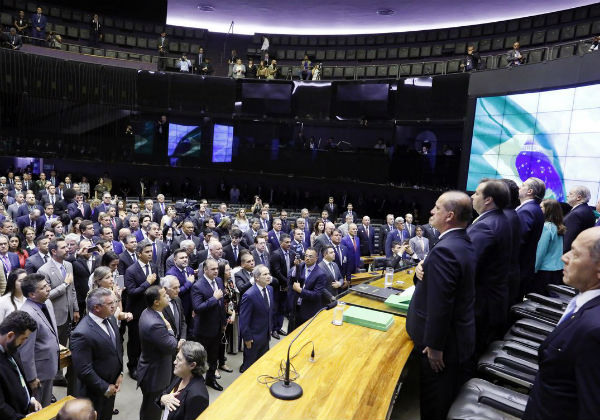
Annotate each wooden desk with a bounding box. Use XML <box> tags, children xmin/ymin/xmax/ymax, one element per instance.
<box><xmin>27</xmin><ymin>396</ymin><xmax>75</xmax><ymax>420</ymax></box>
<box><xmin>198</xmin><ymin>307</ymin><xmax>413</xmax><ymax>420</ymax></box>
<box><xmin>350</xmin><ymin>271</ymin><xmax>382</xmax><ymax>285</ymax></box>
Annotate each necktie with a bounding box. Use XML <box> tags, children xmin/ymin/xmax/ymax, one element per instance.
<box><xmin>211</xmin><ymin>280</ymin><xmax>217</xmax><ymax>292</ymax></box>
<box><xmin>144</xmin><ymin>264</ymin><xmax>150</xmax><ymax>276</ymax></box>
<box><xmin>262</xmin><ymin>287</ymin><xmax>270</xmax><ymax>308</ymax></box>
<box><xmin>335</xmin><ymin>245</ymin><xmax>342</xmax><ymax>263</ymax></box>
<box><xmin>111</xmin><ymin>218</ymin><xmax>116</xmax><ymax>228</ymax></box>
<box><xmin>152</xmin><ymin>242</ymin><xmax>157</xmax><ymax>263</ymax></box>
<box><xmin>260</xmin><ymin>254</ymin><xmax>266</xmax><ymax>265</ymax></box>
<box><xmin>131</xmin><ymin>253</ymin><xmax>137</xmax><ymax>262</ymax></box>
<box><xmin>30</xmin><ymin>219</ymin><xmax>34</xmax><ymax>228</ymax></box>
<box><xmin>558</xmin><ymin>299</ymin><xmax>577</xmax><ymax>325</ymax></box>
<box><xmin>43</xmin><ymin>254</ymin><xmax>48</xmax><ymax>263</ymax></box>
<box><xmin>50</xmin><ymin>195</ymin><xmax>54</xmax><ymax>204</ymax></box>
<box><xmin>171</xmin><ymin>301</ymin><xmax>180</xmax><ymax>333</ymax></box>
<box><xmin>102</xmin><ymin>318</ymin><xmax>116</xmax><ymax>347</ymax></box>
<box><xmin>59</xmin><ymin>264</ymin><xmax>66</xmax><ymax>279</ymax></box>
<box><xmin>7</xmin><ymin>356</ymin><xmax>29</xmax><ymax>404</ymax></box>
<box><xmin>233</xmin><ymin>246</ymin><xmax>238</xmax><ymax>261</ymax></box>
<box><xmin>284</xmin><ymin>252</ymin><xmax>290</xmax><ymax>272</ymax></box>
<box><xmin>1</xmin><ymin>255</ymin><xmax>12</xmax><ymax>274</ymax></box>
<box><xmin>365</xmin><ymin>226</ymin><xmax>369</xmax><ymax>237</ymax></box>
<box><xmin>329</xmin><ymin>262</ymin><xmax>336</xmax><ymax>278</ymax></box>
<box><xmin>40</xmin><ymin>303</ymin><xmax>55</xmax><ymax>332</ymax></box>
<box><xmin>161</xmin><ymin>203</ymin><xmax>165</xmax><ymax>214</ymax></box>
<box><xmin>351</xmin><ymin>237</ymin><xmax>356</xmax><ymax>251</ymax></box>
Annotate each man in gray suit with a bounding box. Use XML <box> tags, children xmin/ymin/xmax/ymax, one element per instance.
<box><xmin>137</xmin><ymin>286</ymin><xmax>179</xmax><ymax>420</ymax></box>
<box><xmin>18</xmin><ymin>274</ymin><xmax>60</xmax><ymax>407</ymax></box>
<box><xmin>7</xmin><ymin>192</ymin><xmax>25</xmax><ymax>222</ymax></box>
<box><xmin>409</xmin><ymin>226</ymin><xmax>430</xmax><ymax>261</ymax></box>
<box><xmin>24</xmin><ymin>237</ymin><xmax>50</xmax><ymax>274</ymax></box>
<box><xmin>313</xmin><ymin>222</ymin><xmax>335</xmax><ymax>257</ymax></box>
<box><xmin>318</xmin><ymin>245</ymin><xmax>346</xmax><ymax>297</ymax></box>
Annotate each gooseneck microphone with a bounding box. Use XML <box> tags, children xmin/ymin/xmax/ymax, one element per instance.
<box><xmin>269</xmin><ymin>299</ymin><xmax>337</xmax><ymax>400</ymax></box>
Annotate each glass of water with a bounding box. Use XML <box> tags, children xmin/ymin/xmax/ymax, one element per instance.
<box><xmin>332</xmin><ymin>302</ymin><xmax>346</xmax><ymax>326</ymax></box>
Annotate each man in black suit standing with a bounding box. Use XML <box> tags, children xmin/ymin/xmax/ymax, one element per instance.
<box><xmin>421</xmin><ymin>222</ymin><xmax>440</xmax><ymax>248</ymax></box>
<box><xmin>323</xmin><ymin>197</ymin><xmax>338</xmax><ymax>221</ymax></box>
<box><xmin>357</xmin><ymin>215</ymin><xmax>375</xmax><ymax>256</ymax></box>
<box><xmin>406</xmin><ymin>191</ymin><xmax>476</xmax><ymax>420</ymax></box>
<box><xmin>523</xmin><ymin>227</ymin><xmax>600</xmax><ymax>420</ymax></box>
<box><xmin>468</xmin><ymin>179</ymin><xmax>512</xmax><ymax>353</ymax></box>
<box><xmin>137</xmin><ymin>286</ymin><xmax>179</xmax><ymax>420</ymax></box>
<box><xmin>71</xmin><ymin>240</ymin><xmax>99</xmax><ymax>316</ymax></box>
<box><xmin>269</xmin><ymin>233</ymin><xmax>297</xmax><ymax>338</ymax></box>
<box><xmin>0</xmin><ymin>311</ymin><xmax>42</xmax><ymax>419</ymax></box>
<box><xmin>191</xmin><ymin>259</ymin><xmax>225</xmax><ymax>391</ymax></box>
<box><xmin>563</xmin><ymin>185</ymin><xmax>596</xmax><ymax>253</ymax></box>
<box><xmin>24</xmin><ymin>237</ymin><xmax>50</xmax><ymax>274</ymax></box>
<box><xmin>318</xmin><ymin>246</ymin><xmax>346</xmax><ymax>297</ymax></box>
<box><xmin>235</xmin><ymin>252</ymin><xmax>256</xmax><ymax>297</ymax></box>
<box><xmin>516</xmin><ymin>177</ymin><xmax>546</xmax><ymax>299</ymax></box>
<box><xmin>70</xmin><ymin>288</ymin><xmax>123</xmax><ymax>420</ymax></box>
<box><xmin>161</xmin><ymin>276</ymin><xmax>187</xmax><ymax>342</ymax></box>
<box><xmin>501</xmin><ymin>179</ymin><xmax>523</xmax><ymax>308</ymax></box>
<box><xmin>222</xmin><ymin>229</ymin><xmax>243</xmax><ymax>268</ymax></box>
<box><xmin>124</xmin><ymin>241</ymin><xmax>158</xmax><ymax>379</ymax></box>
<box><xmin>379</xmin><ymin>214</ymin><xmax>395</xmax><ymax>255</ymax></box>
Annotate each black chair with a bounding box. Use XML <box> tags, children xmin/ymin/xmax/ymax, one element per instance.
<box><xmin>447</xmin><ymin>378</ymin><xmax>528</xmax><ymax>420</ymax></box>
<box><xmin>511</xmin><ymin>299</ymin><xmax>563</xmax><ymax>325</ymax></box>
<box><xmin>546</xmin><ymin>284</ymin><xmax>576</xmax><ymax>302</ymax></box>
<box><xmin>478</xmin><ymin>341</ymin><xmax>539</xmax><ymax>389</ymax></box>
<box><xmin>507</xmin><ymin>318</ymin><xmax>554</xmax><ymax>343</ymax></box>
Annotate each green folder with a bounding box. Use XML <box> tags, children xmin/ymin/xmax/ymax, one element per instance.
<box><xmin>384</xmin><ymin>285</ymin><xmax>415</xmax><ymax>311</ymax></box>
<box><xmin>343</xmin><ymin>306</ymin><xmax>395</xmax><ymax>331</ymax></box>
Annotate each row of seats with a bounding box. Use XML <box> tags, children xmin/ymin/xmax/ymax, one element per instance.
<box><xmin>251</xmin><ymin>5</ymin><xmax>600</xmax><ymax>48</ymax></box>
<box><xmin>250</xmin><ymin>22</ymin><xmax>600</xmax><ymax>62</ymax></box>
<box><xmin>447</xmin><ymin>284</ymin><xmax>576</xmax><ymax>419</ymax></box>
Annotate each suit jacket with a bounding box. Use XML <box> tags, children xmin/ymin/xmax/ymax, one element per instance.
<box><xmin>269</xmin><ymin>248</ymin><xmax>296</xmax><ymax>292</ymax></box>
<box><xmin>16</xmin><ymin>204</ymin><xmax>43</xmax><ymax>218</ymax></box>
<box><xmin>18</xmin><ymin>299</ymin><xmax>60</xmax><ymax>382</ymax></box>
<box><xmin>70</xmin><ymin>315</ymin><xmax>123</xmax><ymax>397</ymax></box>
<box><xmin>24</xmin><ymin>252</ymin><xmax>48</xmax><ymax>274</ymax></box>
<box><xmin>318</xmin><ymin>259</ymin><xmax>344</xmax><ymax>297</ymax></box>
<box><xmin>467</xmin><ymin>209</ymin><xmax>512</xmax><ymax>330</ymax></box>
<box><xmin>313</xmin><ymin>233</ymin><xmax>333</xmax><ymax>258</ymax></box>
<box><xmin>379</xmin><ymin>224</ymin><xmax>394</xmax><ymax>254</ymax></box>
<box><xmin>251</xmin><ymin>249</ymin><xmax>270</xmax><ymax>268</ymax></box>
<box><xmin>31</xmin><ymin>13</ymin><xmax>47</xmax><ymax>31</ymax></box>
<box><xmin>0</xmin><ymin>252</ymin><xmax>20</xmax><ymax>278</ymax></box>
<box><xmin>72</xmin><ymin>256</ymin><xmax>99</xmax><ymax>306</ymax></box>
<box><xmin>332</xmin><ymin>243</ymin><xmax>351</xmax><ymax>281</ymax></box>
<box><xmin>406</xmin><ymin>229</ymin><xmax>476</xmax><ymax>364</ymax></box>
<box><xmin>323</xmin><ymin>203</ymin><xmax>339</xmax><ymax>220</ymax></box>
<box><xmin>563</xmin><ymin>204</ymin><xmax>596</xmax><ymax>253</ymax></box>
<box><xmin>157</xmin><ymin>376</ymin><xmax>209</xmax><ymax>420</ymax></box>
<box><xmin>234</xmin><ymin>269</ymin><xmax>254</xmax><ymax>297</ymax></box>
<box><xmin>6</xmin><ymin>202</ymin><xmax>22</xmax><ymax>222</ymax></box>
<box><xmin>40</xmin><ymin>195</ymin><xmax>60</xmax><ymax>209</ymax></box>
<box><xmin>404</xmin><ymin>223</ymin><xmax>417</xmax><ymax>239</ymax></box>
<box><xmin>385</xmin><ymin>229</ymin><xmax>409</xmax><ymax>258</ymax></box>
<box><xmin>5</xmin><ymin>33</ymin><xmax>22</xmax><ymax>50</ymax></box>
<box><xmin>341</xmin><ymin>235</ymin><xmax>360</xmax><ymax>272</ymax></box>
<box><xmin>340</xmin><ymin>211</ymin><xmax>358</xmax><ymax>223</ymax></box>
<box><xmin>191</xmin><ymin>277</ymin><xmax>226</xmax><ymax>338</ymax></box>
<box><xmin>222</xmin><ymin>244</ymin><xmax>242</xmax><ymax>268</ymax></box>
<box><xmin>165</xmin><ymin>266</ymin><xmax>195</xmax><ymax>321</ymax></box>
<box><xmin>124</xmin><ymin>261</ymin><xmax>158</xmax><ymax>318</ymax></box>
<box><xmin>163</xmin><ymin>296</ymin><xmax>187</xmax><ymax>340</ymax></box>
<box><xmin>280</xmin><ymin>219</ymin><xmax>291</xmax><ymax>234</ymax></box>
<box><xmin>504</xmin><ymin>208</ymin><xmax>522</xmax><ymax>305</ymax></box>
<box><xmin>267</xmin><ymin>229</ymin><xmax>283</xmax><ymax>252</ymax></box>
<box><xmin>117</xmin><ymin>250</ymin><xmax>136</xmax><ymax>275</ymax></box>
<box><xmin>137</xmin><ymin>308</ymin><xmax>178</xmax><ymax>392</ymax></box>
<box><xmin>67</xmin><ymin>202</ymin><xmax>92</xmax><ymax>220</ymax></box>
<box><xmin>517</xmin><ymin>201</ymin><xmax>545</xmax><ymax>285</ymax></box>
<box><xmin>258</xmin><ymin>218</ymin><xmax>271</xmax><ymax>232</ymax></box>
<box><xmin>151</xmin><ymin>240</ymin><xmax>167</xmax><ymax>277</ymax></box>
<box><xmin>15</xmin><ymin>215</ymin><xmax>43</xmax><ymax>236</ymax></box>
<box><xmin>523</xmin><ymin>295</ymin><xmax>600</xmax><ymax>420</ymax></box>
<box><xmin>421</xmin><ymin>223</ymin><xmax>440</xmax><ymax>247</ymax></box>
<box><xmin>0</xmin><ymin>350</ymin><xmax>31</xmax><ymax>419</ymax></box>
<box><xmin>409</xmin><ymin>235</ymin><xmax>429</xmax><ymax>260</ymax></box>
<box><xmin>91</xmin><ymin>202</ymin><xmax>112</xmax><ymax>223</ymax></box>
<box><xmin>239</xmin><ymin>284</ymin><xmax>274</xmax><ymax>343</ymax></box>
<box><xmin>242</xmin><ymin>229</ymin><xmax>259</xmax><ymax>249</ymax></box>
<box><xmin>287</xmin><ymin>263</ymin><xmax>328</xmax><ymax>321</ymax></box>
<box><xmin>212</xmin><ymin>212</ymin><xmax>230</xmax><ymax>225</ymax></box>
<box><xmin>357</xmin><ymin>224</ymin><xmax>375</xmax><ymax>256</ymax></box>
<box><xmin>171</xmin><ymin>234</ymin><xmax>201</xmax><ymax>252</ymax></box>
<box><xmin>38</xmin><ymin>259</ymin><xmax>78</xmax><ymax>325</ymax></box>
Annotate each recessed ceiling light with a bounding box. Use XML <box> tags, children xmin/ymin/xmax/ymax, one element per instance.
<box><xmin>376</xmin><ymin>8</ymin><xmax>395</xmax><ymax>16</ymax></box>
<box><xmin>197</xmin><ymin>4</ymin><xmax>215</xmax><ymax>12</ymax></box>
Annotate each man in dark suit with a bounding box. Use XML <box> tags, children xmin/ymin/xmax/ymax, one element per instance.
<box><xmin>339</xmin><ymin>203</ymin><xmax>358</xmax><ymax>224</ymax></box>
<box><xmin>357</xmin><ymin>215</ymin><xmax>375</xmax><ymax>256</ymax></box>
<box><xmin>161</xmin><ymin>276</ymin><xmax>187</xmax><ymax>342</ymax></box>
<box><xmin>287</xmin><ymin>248</ymin><xmax>328</xmax><ymax>330</ymax></box>
<box><xmin>137</xmin><ymin>286</ymin><xmax>179</xmax><ymax>420</ymax></box>
<box><xmin>406</xmin><ymin>191</ymin><xmax>476</xmax><ymax>420</ymax></box>
<box><xmin>67</xmin><ymin>193</ymin><xmax>92</xmax><ymax>221</ymax></box>
<box><xmin>212</xmin><ymin>203</ymin><xmax>229</xmax><ymax>226</ymax></box>
<box><xmin>318</xmin><ymin>246</ymin><xmax>347</xmax><ymax>297</ymax></box>
<box><xmin>239</xmin><ymin>264</ymin><xmax>274</xmax><ymax>372</ymax></box>
<box><xmin>341</xmin><ymin>224</ymin><xmax>361</xmax><ymax>274</ymax></box>
<box><xmin>117</xmin><ymin>235</ymin><xmax>138</xmax><ymax>275</ymax></box>
<box><xmin>235</xmin><ymin>253</ymin><xmax>256</xmax><ymax>297</ymax></box>
<box><xmin>16</xmin><ymin>210</ymin><xmax>44</xmax><ymax>237</ymax></box>
<box><xmin>267</xmin><ymin>218</ymin><xmax>283</xmax><ymax>252</ymax></box>
<box><xmin>516</xmin><ymin>177</ymin><xmax>546</xmax><ymax>299</ymax></box>
<box><xmin>313</xmin><ymin>222</ymin><xmax>335</xmax><ymax>258</ymax></box>
<box><xmin>421</xmin><ymin>222</ymin><xmax>441</xmax><ymax>248</ymax></box>
<box><xmin>404</xmin><ymin>213</ymin><xmax>417</xmax><ymax>238</ymax></box>
<box><xmin>30</xmin><ymin>7</ymin><xmax>47</xmax><ymax>45</ymax></box>
<box><xmin>71</xmin><ymin>240</ymin><xmax>100</xmax><ymax>315</ymax></box>
<box><xmin>323</xmin><ymin>197</ymin><xmax>339</xmax><ymax>221</ymax></box>
<box><xmin>523</xmin><ymin>227</ymin><xmax>600</xmax><ymax>420</ymax></box>
<box><xmin>563</xmin><ymin>186</ymin><xmax>596</xmax><ymax>253</ymax></box>
<box><xmin>296</xmin><ymin>216</ymin><xmax>312</xmax><ymax>248</ymax></box>
<box><xmin>385</xmin><ymin>217</ymin><xmax>410</xmax><ymax>258</ymax></box>
<box><xmin>280</xmin><ymin>210</ymin><xmax>291</xmax><ymax>234</ymax></box>
<box><xmin>0</xmin><ymin>236</ymin><xmax>22</xmax><ymax>278</ymax></box>
<box><xmin>24</xmin><ymin>237</ymin><xmax>50</xmax><ymax>274</ymax></box>
<box><xmin>501</xmin><ymin>178</ymin><xmax>523</xmax><ymax>308</ymax></box>
<box><xmin>152</xmin><ymin>194</ymin><xmax>168</xmax><ymax>223</ymax></box>
<box><xmin>16</xmin><ymin>193</ymin><xmax>43</xmax><ymax>219</ymax></box>
<box><xmin>330</xmin><ymin>229</ymin><xmax>351</xmax><ymax>284</ymax></box>
<box><xmin>170</xmin><ymin>221</ymin><xmax>201</xmax><ymax>252</ymax></box>
<box><xmin>191</xmin><ymin>259</ymin><xmax>226</xmax><ymax>391</ymax></box>
<box><xmin>18</xmin><ymin>274</ymin><xmax>60</xmax><ymax>407</ymax></box>
<box><xmin>468</xmin><ymin>179</ymin><xmax>512</xmax><ymax>353</ymax></box>
<box><xmin>252</xmin><ymin>237</ymin><xmax>270</xmax><ymax>268</ymax></box>
<box><xmin>0</xmin><ymin>310</ymin><xmax>42</xmax><ymax>419</ymax></box>
<box><xmin>92</xmin><ymin>193</ymin><xmax>113</xmax><ymax>223</ymax></box>
<box><xmin>70</xmin><ymin>288</ymin><xmax>123</xmax><ymax>420</ymax></box>
<box><xmin>379</xmin><ymin>214</ymin><xmax>395</xmax><ymax>255</ymax></box>
<box><xmin>258</xmin><ymin>209</ymin><xmax>272</xmax><ymax>232</ymax></box>
<box><xmin>222</xmin><ymin>230</ymin><xmax>243</xmax><ymax>268</ymax></box>
<box><xmin>242</xmin><ymin>218</ymin><xmax>261</xmax><ymax>249</ymax></box>
<box><xmin>290</xmin><ymin>228</ymin><xmax>307</xmax><ymax>259</ymax></box>
<box><xmin>165</xmin><ymin>249</ymin><xmax>196</xmax><ymax>328</ymax></box>
<box><xmin>124</xmin><ymin>241</ymin><xmax>158</xmax><ymax>379</ymax></box>
<box><xmin>5</xmin><ymin>27</ymin><xmax>23</xmax><ymax>50</ymax></box>
<box><xmin>269</xmin><ymin>234</ymin><xmax>298</xmax><ymax>338</ymax></box>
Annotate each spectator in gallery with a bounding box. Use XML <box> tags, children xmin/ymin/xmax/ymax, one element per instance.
<box><xmin>260</xmin><ymin>35</ymin><xmax>270</xmax><ymax>61</ymax></box>
<box><xmin>507</xmin><ymin>41</ymin><xmax>524</xmax><ymax>67</ymax></box>
<box><xmin>13</xmin><ymin>10</ymin><xmax>30</xmax><ymax>38</ymax></box>
<box><xmin>267</xmin><ymin>59</ymin><xmax>278</xmax><ymax>80</ymax></box>
<box><xmin>256</xmin><ymin>60</ymin><xmax>268</xmax><ymax>79</ymax></box>
<box><xmin>90</xmin><ymin>13</ymin><xmax>103</xmax><ymax>46</ymax></box>
<box><xmin>4</xmin><ymin>27</ymin><xmax>22</xmax><ymax>50</ymax></box>
<box><xmin>374</xmin><ymin>138</ymin><xmax>386</xmax><ymax>151</ymax></box>
<box><xmin>232</xmin><ymin>58</ymin><xmax>246</xmax><ymax>79</ymax></box>
<box><xmin>311</xmin><ymin>63</ymin><xmax>321</xmax><ymax>81</ymax></box>
<box><xmin>196</xmin><ymin>47</ymin><xmax>205</xmax><ymax>68</ymax></box>
<box><xmin>46</xmin><ymin>31</ymin><xmax>61</xmax><ymax>49</ymax></box>
<box><xmin>177</xmin><ymin>53</ymin><xmax>192</xmax><ymax>73</ymax></box>
<box><xmin>246</xmin><ymin>59</ymin><xmax>257</xmax><ymax>79</ymax></box>
<box><xmin>199</xmin><ymin>57</ymin><xmax>213</xmax><ymax>76</ymax></box>
<box><xmin>158</xmin><ymin>31</ymin><xmax>168</xmax><ymax>71</ymax></box>
<box><xmin>227</xmin><ymin>49</ymin><xmax>239</xmax><ymax>77</ymax></box>
<box><xmin>460</xmin><ymin>45</ymin><xmax>481</xmax><ymax>71</ymax></box>
<box><xmin>301</xmin><ymin>55</ymin><xmax>312</xmax><ymax>80</ymax></box>
<box><xmin>31</xmin><ymin>7</ymin><xmax>47</xmax><ymax>45</ymax></box>
<box><xmin>589</xmin><ymin>35</ymin><xmax>600</xmax><ymax>52</ymax></box>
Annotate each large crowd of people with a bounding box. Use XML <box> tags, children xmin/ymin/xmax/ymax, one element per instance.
<box><xmin>0</xmin><ymin>164</ymin><xmax>599</xmax><ymax>420</ymax></box>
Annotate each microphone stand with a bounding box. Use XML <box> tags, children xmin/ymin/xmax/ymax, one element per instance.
<box><xmin>270</xmin><ymin>299</ymin><xmax>337</xmax><ymax>400</ymax></box>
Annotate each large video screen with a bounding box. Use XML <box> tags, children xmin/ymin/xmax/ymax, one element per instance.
<box><xmin>213</xmin><ymin>124</ymin><xmax>234</xmax><ymax>163</ymax></box>
<box><xmin>133</xmin><ymin>121</ymin><xmax>154</xmax><ymax>155</ymax></box>
<box><xmin>466</xmin><ymin>83</ymin><xmax>600</xmax><ymax>204</ymax></box>
<box><xmin>168</xmin><ymin>124</ymin><xmax>202</xmax><ymax>157</ymax></box>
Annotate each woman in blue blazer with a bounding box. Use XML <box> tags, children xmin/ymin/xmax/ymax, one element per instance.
<box><xmin>534</xmin><ymin>199</ymin><xmax>565</xmax><ymax>295</ymax></box>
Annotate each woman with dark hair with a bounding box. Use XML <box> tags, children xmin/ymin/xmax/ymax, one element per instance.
<box><xmin>218</xmin><ymin>260</ymin><xmax>239</xmax><ymax>360</ymax></box>
<box><xmin>50</xmin><ymin>219</ymin><xmax>64</xmax><ymax>239</ymax></box>
<box><xmin>100</xmin><ymin>251</ymin><xmax>120</xmax><ymax>277</ymax></box>
<box><xmin>70</xmin><ymin>217</ymin><xmax>83</xmax><ymax>235</ymax></box>
<box><xmin>215</xmin><ymin>217</ymin><xmax>232</xmax><ymax>246</ymax></box>
<box><xmin>158</xmin><ymin>341</ymin><xmax>210</xmax><ymax>420</ymax></box>
<box><xmin>91</xmin><ymin>266</ymin><xmax>132</xmax><ymax>323</ymax></box>
<box><xmin>310</xmin><ymin>218</ymin><xmax>325</xmax><ymax>247</ymax></box>
<box><xmin>0</xmin><ymin>268</ymin><xmax>27</xmax><ymax>322</ymax></box>
<box><xmin>22</xmin><ymin>226</ymin><xmax>37</xmax><ymax>255</ymax></box>
<box><xmin>534</xmin><ymin>199</ymin><xmax>566</xmax><ymax>295</ymax></box>
<box><xmin>8</xmin><ymin>235</ymin><xmax>28</xmax><ymax>268</ymax></box>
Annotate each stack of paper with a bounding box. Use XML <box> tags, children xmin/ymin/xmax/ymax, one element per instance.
<box><xmin>342</xmin><ymin>306</ymin><xmax>395</xmax><ymax>331</ymax></box>
<box><xmin>384</xmin><ymin>285</ymin><xmax>416</xmax><ymax>311</ymax></box>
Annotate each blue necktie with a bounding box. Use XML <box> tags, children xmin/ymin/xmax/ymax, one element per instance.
<box><xmin>558</xmin><ymin>299</ymin><xmax>577</xmax><ymax>325</ymax></box>
<box><xmin>152</xmin><ymin>242</ymin><xmax>157</xmax><ymax>263</ymax></box>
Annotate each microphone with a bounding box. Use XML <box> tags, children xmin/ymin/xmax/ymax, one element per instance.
<box><xmin>269</xmin><ymin>299</ymin><xmax>337</xmax><ymax>400</ymax></box>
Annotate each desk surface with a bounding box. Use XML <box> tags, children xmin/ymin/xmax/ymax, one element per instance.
<box><xmin>198</xmin><ymin>305</ymin><xmax>413</xmax><ymax>420</ymax></box>
<box><xmin>27</xmin><ymin>396</ymin><xmax>75</xmax><ymax>420</ymax></box>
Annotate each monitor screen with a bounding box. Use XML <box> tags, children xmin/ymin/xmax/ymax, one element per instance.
<box><xmin>333</xmin><ymin>83</ymin><xmax>390</xmax><ymax>118</ymax></box>
<box><xmin>133</xmin><ymin>121</ymin><xmax>155</xmax><ymax>155</ymax></box>
<box><xmin>168</xmin><ymin>124</ymin><xmax>202</xmax><ymax>157</ymax></box>
<box><xmin>213</xmin><ymin>124</ymin><xmax>234</xmax><ymax>163</ymax></box>
<box><xmin>466</xmin><ymin>83</ymin><xmax>600</xmax><ymax>204</ymax></box>
<box><xmin>241</xmin><ymin>82</ymin><xmax>292</xmax><ymax>116</ymax></box>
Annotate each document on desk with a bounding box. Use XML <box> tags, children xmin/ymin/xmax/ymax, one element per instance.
<box><xmin>343</xmin><ymin>306</ymin><xmax>395</xmax><ymax>331</ymax></box>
